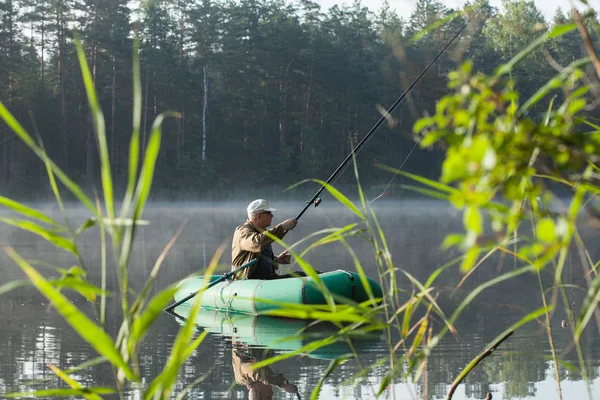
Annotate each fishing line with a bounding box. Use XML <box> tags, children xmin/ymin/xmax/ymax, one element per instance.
<box><xmin>295</xmin><ymin>11</ymin><xmax>476</xmax><ymax>221</ymax></box>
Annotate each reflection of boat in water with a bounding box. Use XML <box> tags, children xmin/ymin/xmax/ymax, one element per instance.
<box><xmin>172</xmin><ymin>305</ymin><xmax>380</xmax><ymax>360</ymax></box>
<box><xmin>173</xmin><ymin>270</ymin><xmax>382</xmax><ymax>315</ymax></box>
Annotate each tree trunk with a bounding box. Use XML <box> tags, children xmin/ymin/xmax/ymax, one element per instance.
<box><xmin>40</xmin><ymin>17</ymin><xmax>45</xmax><ymax>86</ymax></box>
<box><xmin>58</xmin><ymin>8</ymin><xmax>67</xmax><ymax>169</ymax></box>
<box><xmin>278</xmin><ymin>52</ymin><xmax>294</xmax><ymax>152</ymax></box>
<box><xmin>202</xmin><ymin>64</ymin><xmax>208</xmax><ymax>161</ymax></box>
<box><xmin>301</xmin><ymin>63</ymin><xmax>313</xmax><ymax>154</ymax></box>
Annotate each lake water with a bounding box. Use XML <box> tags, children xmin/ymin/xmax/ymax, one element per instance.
<box><xmin>0</xmin><ymin>201</ymin><xmax>599</xmax><ymax>399</ymax></box>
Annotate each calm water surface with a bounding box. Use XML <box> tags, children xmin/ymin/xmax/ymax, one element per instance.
<box><xmin>0</xmin><ymin>201</ymin><xmax>599</xmax><ymax>399</ymax></box>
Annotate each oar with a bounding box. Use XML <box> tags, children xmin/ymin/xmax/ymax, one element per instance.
<box><xmin>163</xmin><ymin>258</ymin><xmax>258</xmax><ymax>314</ymax></box>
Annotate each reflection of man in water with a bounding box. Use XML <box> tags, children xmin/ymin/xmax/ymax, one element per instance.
<box><xmin>232</xmin><ymin>342</ymin><xmax>298</xmax><ymax>399</ymax></box>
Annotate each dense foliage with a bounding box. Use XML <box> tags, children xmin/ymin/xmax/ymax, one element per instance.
<box><xmin>0</xmin><ymin>0</ymin><xmax>587</xmax><ymax>198</ymax></box>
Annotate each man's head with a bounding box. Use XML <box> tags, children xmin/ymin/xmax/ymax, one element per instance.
<box><xmin>247</xmin><ymin>199</ymin><xmax>276</xmax><ymax>229</ymax></box>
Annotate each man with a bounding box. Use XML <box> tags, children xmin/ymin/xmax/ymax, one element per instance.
<box><xmin>231</xmin><ymin>342</ymin><xmax>298</xmax><ymax>399</ymax></box>
<box><xmin>231</xmin><ymin>199</ymin><xmax>298</xmax><ymax>280</ymax></box>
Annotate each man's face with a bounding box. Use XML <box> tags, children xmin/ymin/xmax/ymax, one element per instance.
<box><xmin>255</xmin><ymin>211</ymin><xmax>273</xmax><ymax>229</ymax></box>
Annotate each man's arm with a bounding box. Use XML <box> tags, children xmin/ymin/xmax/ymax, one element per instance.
<box><xmin>237</xmin><ymin>224</ymin><xmax>287</xmax><ymax>252</ymax></box>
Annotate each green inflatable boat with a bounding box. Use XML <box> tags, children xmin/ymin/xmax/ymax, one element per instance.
<box><xmin>171</xmin><ymin>306</ymin><xmax>381</xmax><ymax>360</ymax></box>
<box><xmin>173</xmin><ymin>269</ymin><xmax>382</xmax><ymax>315</ymax></box>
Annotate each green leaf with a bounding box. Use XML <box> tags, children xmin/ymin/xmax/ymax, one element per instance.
<box><xmin>48</xmin><ymin>363</ymin><xmax>103</xmax><ymax>400</ymax></box>
<box><xmin>48</xmin><ymin>277</ymin><xmax>107</xmax><ymax>302</ymax></box>
<box><xmin>75</xmin><ymin>218</ymin><xmax>98</xmax><ymax>236</ymax></box>
<box><xmin>410</xmin><ymin>9</ymin><xmax>464</xmax><ymax>43</ymax></box>
<box><xmin>460</xmin><ymin>247</ymin><xmax>480</xmax><ymax>272</ymax></box>
<box><xmin>536</xmin><ymin>218</ymin><xmax>556</xmax><ymax>243</ymax></box>
<box><xmin>119</xmin><ymin>37</ymin><xmax>143</xmax><ymax>229</ymax></box>
<box><xmin>312</xmin><ymin>179</ymin><xmax>365</xmax><ymax>220</ymax></box>
<box><xmin>74</xmin><ymin>34</ymin><xmax>114</xmax><ymax>221</ymax></box>
<box><xmin>413</xmin><ymin>116</ymin><xmax>435</xmax><ymax>133</ymax></box>
<box><xmin>441</xmin><ymin>149</ymin><xmax>467</xmax><ymax>183</ymax></box>
<box><xmin>0</xmin><ymin>196</ymin><xmax>62</xmax><ymax>228</ymax></box>
<box><xmin>399</xmin><ymin>185</ymin><xmax>450</xmax><ymax>201</ymax></box>
<box><xmin>5</xmin><ymin>247</ymin><xmax>136</xmax><ymax>382</ymax></box>
<box><xmin>547</xmin><ymin>23</ymin><xmax>577</xmax><ymax>38</ymax></box>
<box><xmin>376</xmin><ymin>164</ymin><xmax>458</xmax><ymax>194</ymax></box>
<box><xmin>0</xmin><ymin>279</ymin><xmax>32</xmax><ymax>295</ymax></box>
<box><xmin>464</xmin><ymin>206</ymin><xmax>483</xmax><ymax>235</ymax></box>
<box><xmin>0</xmin><ymin>217</ymin><xmax>77</xmax><ymax>255</ymax></box>
<box><xmin>129</xmin><ymin>286</ymin><xmax>178</xmax><ymax>352</ymax></box>
<box><xmin>441</xmin><ymin>234</ymin><xmax>464</xmax><ymax>250</ymax></box>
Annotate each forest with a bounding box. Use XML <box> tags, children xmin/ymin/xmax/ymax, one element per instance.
<box><xmin>0</xmin><ymin>0</ymin><xmax>590</xmax><ymax>199</ymax></box>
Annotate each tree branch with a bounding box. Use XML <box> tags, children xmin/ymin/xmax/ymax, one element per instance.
<box><xmin>573</xmin><ymin>8</ymin><xmax>600</xmax><ymax>81</ymax></box>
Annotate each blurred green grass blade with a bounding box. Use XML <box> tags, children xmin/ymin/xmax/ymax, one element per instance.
<box><xmin>0</xmin><ymin>103</ymin><xmax>96</xmax><ymax>213</ymax></box>
<box><xmin>0</xmin><ymin>196</ymin><xmax>62</xmax><ymax>228</ymax></box>
<box><xmin>48</xmin><ymin>277</ymin><xmax>107</xmax><ymax>301</ymax></box>
<box><xmin>402</xmin><ymin>270</ymin><xmax>455</xmax><ymax>334</ymax></box>
<box><xmin>311</xmin><ymin>357</ymin><xmax>349</xmax><ymax>400</ymax></box>
<box><xmin>520</xmin><ymin>58</ymin><xmax>590</xmax><ymax>113</ymax></box>
<box><xmin>41</xmin><ymin>138</ymin><xmax>66</xmax><ymax>216</ymax></box>
<box><xmin>410</xmin><ymin>9</ymin><xmax>464</xmax><ymax>43</ymax></box>
<box><xmin>287</xmin><ymin>178</ymin><xmax>364</xmax><ymax>219</ymax></box>
<box><xmin>576</xmin><ymin>270</ymin><xmax>600</xmax><ymax>339</ymax></box>
<box><xmin>450</xmin><ymin>306</ymin><xmax>551</xmax><ymax>392</ymax></box>
<box><xmin>6</xmin><ymin>388</ymin><xmax>116</xmax><ymax>398</ymax></box>
<box><xmin>298</xmin><ymin>224</ymin><xmax>361</xmax><ymax>256</ymax></box>
<box><xmin>174</xmin><ymin>366</ymin><xmax>215</xmax><ymax>400</ymax></box>
<box><xmin>339</xmin><ymin>238</ymin><xmax>376</xmax><ymax>303</ymax></box>
<box><xmin>0</xmin><ymin>217</ymin><xmax>77</xmax><ymax>255</ymax></box>
<box><xmin>48</xmin><ymin>363</ymin><xmax>103</xmax><ymax>400</ymax></box>
<box><xmin>449</xmin><ymin>266</ymin><xmax>535</xmax><ymax>326</ymax></box>
<box><xmin>134</xmin><ymin>113</ymin><xmax>172</xmax><ymax>216</ymax></box>
<box><xmin>0</xmin><ymin>279</ymin><xmax>32</xmax><ymax>295</ymax></box>
<box><xmin>252</xmin><ymin>335</ymin><xmax>339</xmax><ymax>369</ymax></box>
<box><xmin>263</xmin><ymin>307</ymin><xmax>368</xmax><ymax>323</ymax></box>
<box><xmin>400</xmin><ymin>184</ymin><xmax>450</xmax><ymax>200</ymax></box>
<box><xmin>496</xmin><ymin>24</ymin><xmax>577</xmax><ymax>76</ymax></box>
<box><xmin>120</xmin><ymin>38</ymin><xmax>142</xmax><ymax>225</ymax></box>
<box><xmin>131</xmin><ymin>223</ymin><xmax>184</xmax><ymax>315</ymax></box>
<box><xmin>129</xmin><ymin>286</ymin><xmax>178</xmax><ymax>352</ymax></box>
<box><xmin>21</xmin><ymin>357</ymin><xmax>108</xmax><ymax>386</ymax></box>
<box><xmin>377</xmin><ymin>165</ymin><xmax>457</xmax><ymax>193</ymax></box>
<box><xmin>73</xmin><ymin>34</ymin><xmax>114</xmax><ymax>220</ymax></box>
<box><xmin>313</xmin><ymin>179</ymin><xmax>365</xmax><ymax>220</ymax></box>
<box><xmin>144</xmin><ymin>247</ymin><xmax>222</xmax><ymax>399</ymax></box>
<box><xmin>75</xmin><ymin>217</ymin><xmax>98</xmax><ymax>236</ymax></box>
<box><xmin>5</xmin><ymin>247</ymin><xmax>137</xmax><ymax>382</ymax></box>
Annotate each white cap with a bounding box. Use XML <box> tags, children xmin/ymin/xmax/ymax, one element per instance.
<box><xmin>247</xmin><ymin>199</ymin><xmax>277</xmax><ymax>215</ymax></box>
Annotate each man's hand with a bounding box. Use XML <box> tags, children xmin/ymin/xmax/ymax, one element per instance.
<box><xmin>275</xmin><ymin>250</ymin><xmax>292</xmax><ymax>264</ymax></box>
<box><xmin>280</xmin><ymin>218</ymin><xmax>297</xmax><ymax>231</ymax></box>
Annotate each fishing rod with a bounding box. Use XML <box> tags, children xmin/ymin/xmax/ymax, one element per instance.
<box><xmin>294</xmin><ymin>13</ymin><xmax>475</xmax><ymax>221</ymax></box>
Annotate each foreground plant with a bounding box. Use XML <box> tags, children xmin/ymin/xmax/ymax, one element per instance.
<box><xmin>0</xmin><ymin>38</ymin><xmax>215</xmax><ymax>399</ymax></box>
<box><xmin>395</xmin><ymin>8</ymin><xmax>600</xmax><ymax>399</ymax></box>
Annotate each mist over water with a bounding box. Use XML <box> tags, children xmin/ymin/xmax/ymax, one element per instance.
<box><xmin>0</xmin><ymin>201</ymin><xmax>599</xmax><ymax>399</ymax></box>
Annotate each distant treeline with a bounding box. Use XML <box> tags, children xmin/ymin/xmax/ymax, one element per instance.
<box><xmin>0</xmin><ymin>0</ymin><xmax>588</xmax><ymax>199</ymax></box>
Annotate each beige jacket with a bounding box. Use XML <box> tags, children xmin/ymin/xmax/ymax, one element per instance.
<box><xmin>231</xmin><ymin>345</ymin><xmax>290</xmax><ymax>388</ymax></box>
<box><xmin>231</xmin><ymin>220</ymin><xmax>287</xmax><ymax>280</ymax></box>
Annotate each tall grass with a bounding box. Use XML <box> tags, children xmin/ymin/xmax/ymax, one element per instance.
<box><xmin>0</xmin><ymin>38</ymin><xmax>218</xmax><ymax>399</ymax></box>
